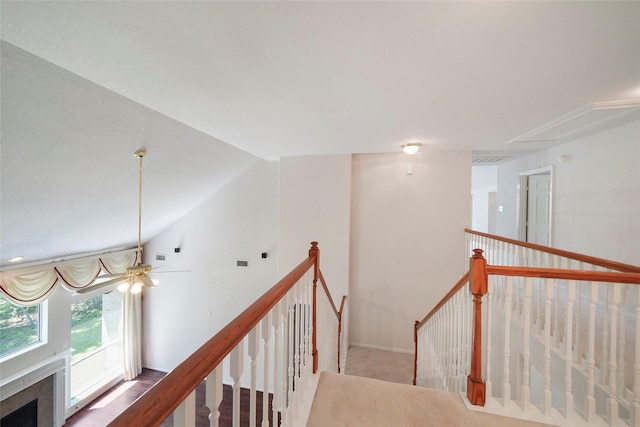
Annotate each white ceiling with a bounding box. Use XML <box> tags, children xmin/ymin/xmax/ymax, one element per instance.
<box><xmin>1</xmin><ymin>1</ymin><xmax>639</xmax><ymax>267</ymax></box>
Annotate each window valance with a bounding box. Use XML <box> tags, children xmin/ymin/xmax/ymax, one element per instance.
<box><xmin>0</xmin><ymin>250</ymin><xmax>138</xmax><ymax>306</ymax></box>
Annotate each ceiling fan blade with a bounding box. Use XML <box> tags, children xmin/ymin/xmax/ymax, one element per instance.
<box><xmin>148</xmin><ymin>270</ymin><xmax>191</xmax><ymax>274</ymax></box>
<box><xmin>95</xmin><ymin>273</ymin><xmax>126</xmax><ymax>280</ymax></box>
<box><xmin>139</xmin><ymin>275</ymin><xmax>156</xmax><ymax>288</ymax></box>
<box><xmin>76</xmin><ymin>276</ymin><xmax>128</xmax><ymax>294</ymax></box>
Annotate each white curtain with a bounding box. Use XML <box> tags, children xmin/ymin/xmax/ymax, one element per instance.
<box><xmin>0</xmin><ymin>250</ymin><xmax>137</xmax><ymax>306</ymax></box>
<box><xmin>123</xmin><ymin>288</ymin><xmax>142</xmax><ymax>381</ymax></box>
<box><xmin>100</xmin><ymin>251</ymin><xmax>139</xmax><ymax>275</ymax></box>
<box><xmin>55</xmin><ymin>259</ymin><xmax>102</xmax><ymax>291</ymax></box>
<box><xmin>0</xmin><ymin>268</ymin><xmax>58</xmax><ymax>306</ymax></box>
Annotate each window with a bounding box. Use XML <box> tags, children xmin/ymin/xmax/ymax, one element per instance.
<box><xmin>69</xmin><ymin>292</ymin><xmax>123</xmax><ymax>404</ymax></box>
<box><xmin>0</xmin><ymin>294</ymin><xmax>44</xmax><ymax>359</ymax></box>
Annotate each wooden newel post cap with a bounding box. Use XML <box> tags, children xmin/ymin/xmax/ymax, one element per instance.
<box><xmin>472</xmin><ymin>248</ymin><xmax>484</xmax><ymax>259</ymax></box>
<box><xmin>309</xmin><ymin>241</ymin><xmax>319</xmax><ymax>257</ymax></box>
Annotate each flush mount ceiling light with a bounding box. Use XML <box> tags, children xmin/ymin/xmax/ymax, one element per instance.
<box><xmin>402</xmin><ymin>143</ymin><xmax>422</xmax><ymax>155</ymax></box>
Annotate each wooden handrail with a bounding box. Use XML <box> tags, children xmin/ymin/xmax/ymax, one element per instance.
<box><xmin>465</xmin><ymin>228</ymin><xmax>640</xmax><ymax>273</ymax></box>
<box><xmin>318</xmin><ymin>270</ymin><xmax>348</xmax><ymax>373</ymax></box>
<box><xmin>318</xmin><ymin>270</ymin><xmax>340</xmax><ymax>320</ymax></box>
<box><xmin>337</xmin><ymin>295</ymin><xmax>347</xmax><ymax>374</ymax></box>
<box><xmin>487</xmin><ymin>265</ymin><xmax>640</xmax><ymax>284</ymax></box>
<box><xmin>108</xmin><ymin>253</ymin><xmax>317</xmax><ymax>427</ymax></box>
<box><xmin>415</xmin><ymin>271</ymin><xmax>470</xmax><ymax>330</ymax></box>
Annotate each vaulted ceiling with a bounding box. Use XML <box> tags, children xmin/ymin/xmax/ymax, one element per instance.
<box><xmin>1</xmin><ymin>1</ymin><xmax>639</xmax><ymax>267</ymax></box>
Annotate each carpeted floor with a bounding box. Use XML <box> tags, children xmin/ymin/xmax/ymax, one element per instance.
<box><xmin>307</xmin><ymin>372</ymin><xmax>552</xmax><ymax>427</ymax></box>
<box><xmin>345</xmin><ymin>346</ymin><xmax>414</xmax><ymax>385</ymax></box>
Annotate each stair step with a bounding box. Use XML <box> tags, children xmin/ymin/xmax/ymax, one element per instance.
<box><xmin>307</xmin><ymin>372</ymin><xmax>553</xmax><ymax>426</ymax></box>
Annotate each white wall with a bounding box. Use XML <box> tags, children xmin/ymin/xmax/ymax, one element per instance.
<box><xmin>349</xmin><ymin>151</ymin><xmax>471</xmax><ymax>353</ymax></box>
<box><xmin>142</xmin><ymin>161</ymin><xmax>280</xmax><ymax>371</ymax></box>
<box><xmin>496</xmin><ymin>118</ymin><xmax>640</xmax><ymax>265</ymax></box>
<box><xmin>278</xmin><ymin>155</ymin><xmax>352</xmax><ymax>300</ymax></box>
<box><xmin>471</xmin><ymin>166</ymin><xmax>498</xmax><ymax>233</ymax></box>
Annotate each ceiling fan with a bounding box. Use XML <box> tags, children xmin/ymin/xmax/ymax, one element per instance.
<box><xmin>78</xmin><ymin>149</ymin><xmax>163</xmax><ymax>294</ymax></box>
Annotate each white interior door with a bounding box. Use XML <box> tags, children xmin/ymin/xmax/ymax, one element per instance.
<box><xmin>526</xmin><ymin>173</ymin><xmax>551</xmax><ymax>245</ymax></box>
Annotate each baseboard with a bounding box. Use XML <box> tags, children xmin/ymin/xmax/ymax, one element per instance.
<box><xmin>349</xmin><ymin>342</ymin><xmax>413</xmax><ymax>355</ymax></box>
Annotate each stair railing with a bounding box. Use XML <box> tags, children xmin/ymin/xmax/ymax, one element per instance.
<box><xmin>485</xmin><ymin>264</ymin><xmax>640</xmax><ymax>426</ymax></box>
<box><xmin>414</xmin><ymin>271</ymin><xmax>472</xmax><ymax>391</ymax></box>
<box><xmin>108</xmin><ymin>242</ymin><xmax>347</xmax><ymax>427</ymax></box>
<box><xmin>416</xmin><ymin>243</ymin><xmax>640</xmax><ymax>426</ymax></box>
<box><xmin>318</xmin><ymin>270</ymin><xmax>348</xmax><ymax>373</ymax></box>
<box><xmin>465</xmin><ymin>228</ymin><xmax>640</xmax><ymax>273</ymax></box>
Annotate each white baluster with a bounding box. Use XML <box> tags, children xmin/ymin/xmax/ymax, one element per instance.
<box><xmin>454</xmin><ymin>292</ymin><xmax>461</xmax><ymax>391</ymax></box>
<box><xmin>632</xmin><ymin>286</ymin><xmax>640</xmax><ymax>427</ymax></box>
<box><xmin>553</xmin><ymin>276</ymin><xmax>560</xmax><ymax>347</ymax></box>
<box><xmin>435</xmin><ymin>313</ymin><xmax>439</xmax><ymax>387</ymax></box>
<box><xmin>601</xmin><ymin>286</ymin><xmax>610</xmax><ymax>385</ymax></box>
<box><xmin>428</xmin><ymin>321</ymin><xmax>434</xmax><ymax>387</ymax></box>
<box><xmin>521</xmin><ymin>277</ymin><xmax>533</xmax><ymax>411</ymax></box>
<box><xmin>503</xmin><ymin>276</ymin><xmax>513</xmax><ymax>407</ymax></box>
<box><xmin>294</xmin><ymin>283</ymin><xmax>304</xmax><ymax>413</ymax></box>
<box><xmin>617</xmin><ymin>287</ymin><xmax>626</xmax><ymax>401</ymax></box>
<box><xmin>607</xmin><ymin>283</ymin><xmax>621</xmax><ymax>425</ymax></box>
<box><xmin>308</xmin><ymin>279</ymin><xmax>313</xmax><ymax>367</ymax></box>
<box><xmin>445</xmin><ymin>302</ymin><xmax>451</xmax><ymax>389</ymax></box>
<box><xmin>280</xmin><ymin>297</ymin><xmax>290</xmax><ymax>426</ymax></box>
<box><xmin>486</xmin><ymin>276</ymin><xmax>493</xmax><ymax>399</ymax></box>
<box><xmin>230</xmin><ymin>340</ymin><xmax>245</xmax><ymax>427</ymax></box>
<box><xmin>450</xmin><ymin>298</ymin><xmax>455</xmax><ymax>389</ymax></box>
<box><xmin>285</xmin><ymin>294</ymin><xmax>295</xmax><ymax>424</ymax></box>
<box><xmin>437</xmin><ymin>310</ymin><xmax>445</xmax><ymax>389</ymax></box>
<box><xmin>248</xmin><ymin>327</ymin><xmax>260</xmax><ymax>427</ymax></box>
<box><xmin>173</xmin><ymin>390</ymin><xmax>196</xmax><ymax>427</ymax></box>
<box><xmin>465</xmin><ymin>233</ymin><xmax>470</xmax><ymax>270</ymax></box>
<box><xmin>513</xmin><ymin>276</ymin><xmax>521</xmax><ymax>322</ymax></box>
<box><xmin>206</xmin><ymin>366</ymin><xmax>224</xmax><ymax>427</ymax></box>
<box><xmin>585</xmin><ymin>282</ymin><xmax>598</xmax><ymax>422</ymax></box>
<box><xmin>535</xmin><ymin>277</ymin><xmax>543</xmax><ymax>334</ymax></box>
<box><xmin>564</xmin><ymin>281</ymin><xmax>575</xmax><ymax>418</ymax></box>
<box><xmin>272</xmin><ymin>300</ymin><xmax>283</xmax><ymax>427</ymax></box>
<box><xmin>261</xmin><ymin>312</ymin><xmax>272</xmax><ymax>427</ymax></box>
<box><xmin>543</xmin><ymin>279</ymin><xmax>553</xmax><ymax>415</ymax></box>
<box><xmin>574</xmin><ymin>281</ymin><xmax>582</xmax><ymax>364</ymax></box>
<box><xmin>464</xmin><ymin>287</ymin><xmax>471</xmax><ymax>380</ymax></box>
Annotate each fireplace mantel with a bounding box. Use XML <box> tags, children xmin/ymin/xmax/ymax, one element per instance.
<box><xmin>1</xmin><ymin>351</ymin><xmax>69</xmax><ymax>427</ymax></box>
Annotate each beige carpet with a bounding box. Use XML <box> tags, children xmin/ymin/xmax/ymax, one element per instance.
<box><xmin>345</xmin><ymin>346</ymin><xmax>414</xmax><ymax>385</ymax></box>
<box><xmin>307</xmin><ymin>372</ymin><xmax>552</xmax><ymax>427</ymax></box>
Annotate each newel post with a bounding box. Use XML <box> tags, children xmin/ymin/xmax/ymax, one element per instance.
<box><xmin>467</xmin><ymin>248</ymin><xmax>487</xmax><ymax>406</ymax></box>
<box><xmin>309</xmin><ymin>241</ymin><xmax>319</xmax><ymax>373</ymax></box>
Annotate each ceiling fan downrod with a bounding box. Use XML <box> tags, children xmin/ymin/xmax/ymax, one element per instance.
<box><xmin>134</xmin><ymin>149</ymin><xmax>146</xmax><ymax>260</ymax></box>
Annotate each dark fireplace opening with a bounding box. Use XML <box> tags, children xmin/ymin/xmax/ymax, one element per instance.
<box><xmin>1</xmin><ymin>398</ymin><xmax>37</xmax><ymax>427</ymax></box>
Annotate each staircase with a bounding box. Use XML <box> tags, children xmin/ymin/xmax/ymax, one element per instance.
<box><xmin>414</xmin><ymin>230</ymin><xmax>640</xmax><ymax>427</ymax></box>
<box><xmin>104</xmin><ymin>234</ymin><xmax>640</xmax><ymax>426</ymax></box>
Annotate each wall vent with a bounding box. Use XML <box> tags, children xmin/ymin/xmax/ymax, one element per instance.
<box><xmin>472</xmin><ymin>156</ymin><xmax>510</xmax><ymax>165</ymax></box>
<box><xmin>155</xmin><ymin>254</ymin><xmax>166</xmax><ymax>261</ymax></box>
<box><xmin>236</xmin><ymin>260</ymin><xmax>249</xmax><ymax>268</ymax></box>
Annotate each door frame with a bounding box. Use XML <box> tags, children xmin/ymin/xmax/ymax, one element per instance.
<box><xmin>516</xmin><ymin>166</ymin><xmax>554</xmax><ymax>244</ymax></box>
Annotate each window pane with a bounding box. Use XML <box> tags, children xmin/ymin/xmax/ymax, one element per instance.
<box><xmin>0</xmin><ymin>294</ymin><xmax>41</xmax><ymax>358</ymax></box>
<box><xmin>70</xmin><ymin>292</ymin><xmax>123</xmax><ymax>400</ymax></box>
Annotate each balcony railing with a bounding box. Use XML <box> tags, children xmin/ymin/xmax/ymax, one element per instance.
<box><xmin>108</xmin><ymin>242</ymin><xmax>346</xmax><ymax>427</ymax></box>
